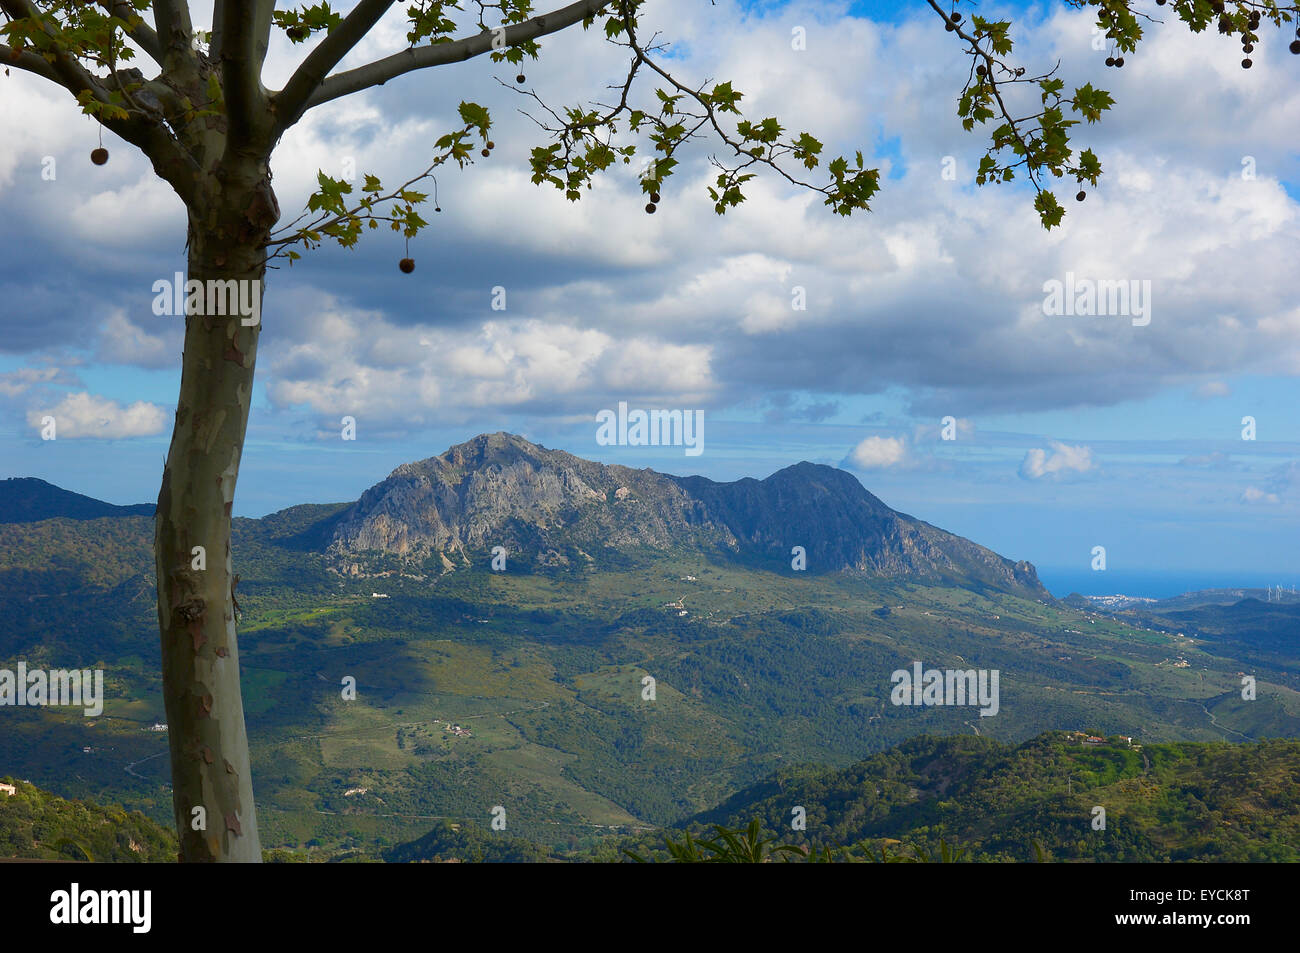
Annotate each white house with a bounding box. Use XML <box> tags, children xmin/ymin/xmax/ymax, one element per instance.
<box><xmin>0</xmin><ymin>783</ymin><xmax>16</xmax><ymax>796</ymax></box>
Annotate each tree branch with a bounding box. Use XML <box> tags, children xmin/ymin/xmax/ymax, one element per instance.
<box><xmin>151</xmin><ymin>0</ymin><xmax>195</xmax><ymax>74</ymax></box>
<box><xmin>271</xmin><ymin>0</ymin><xmax>395</xmax><ymax>137</ymax></box>
<box><xmin>1</xmin><ymin>0</ymin><xmax>203</xmax><ymax>203</ymax></box>
<box><xmin>298</xmin><ymin>0</ymin><xmax>613</xmax><ymax>116</ymax></box>
<box><xmin>0</xmin><ymin>41</ymin><xmax>62</xmax><ymax>84</ymax></box>
<box><xmin>97</xmin><ymin>0</ymin><xmax>162</xmax><ymax>64</ymax></box>
<box><xmin>927</xmin><ymin>0</ymin><xmax>1049</xmax><ymax>191</ymax></box>
<box><xmin>212</xmin><ymin>0</ymin><xmax>275</xmax><ymax>73</ymax></box>
<box><xmin>254</xmin><ymin>0</ymin><xmax>274</xmax><ymax>66</ymax></box>
<box><xmin>215</xmin><ymin>0</ymin><xmax>271</xmax><ymax>153</ymax></box>
<box><xmin>2</xmin><ymin>0</ymin><xmax>114</xmax><ymax>97</ymax></box>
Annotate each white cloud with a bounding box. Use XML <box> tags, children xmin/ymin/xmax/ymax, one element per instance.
<box><xmin>847</xmin><ymin>435</ymin><xmax>909</xmax><ymax>470</ymax></box>
<box><xmin>71</xmin><ymin>176</ymin><xmax>183</xmax><ymax>245</ymax></box>
<box><xmin>0</xmin><ymin>366</ymin><xmax>64</xmax><ymax>398</ymax></box>
<box><xmin>740</xmin><ymin>290</ymin><xmax>804</xmax><ymax>335</ymax></box>
<box><xmin>1195</xmin><ymin>380</ymin><xmax>1231</xmax><ymax>398</ymax></box>
<box><xmin>96</xmin><ymin>310</ymin><xmax>175</xmax><ymax>368</ymax></box>
<box><xmin>1242</xmin><ymin>486</ymin><xmax>1281</xmax><ymax>505</ymax></box>
<box><xmin>26</xmin><ymin>392</ymin><xmax>167</xmax><ymax>438</ymax></box>
<box><xmin>2</xmin><ymin>0</ymin><xmax>1300</xmax><ymax>431</ymax></box>
<box><xmin>1020</xmin><ymin>441</ymin><xmax>1095</xmax><ymax>480</ymax></box>
<box><xmin>264</xmin><ymin>292</ymin><xmax>715</xmax><ymax>429</ymax></box>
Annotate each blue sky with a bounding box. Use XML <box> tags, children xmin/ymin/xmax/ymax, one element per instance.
<box><xmin>1</xmin><ymin>0</ymin><xmax>1298</xmax><ymax>595</ymax></box>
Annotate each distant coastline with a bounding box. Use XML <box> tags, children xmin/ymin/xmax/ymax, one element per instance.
<box><xmin>1038</xmin><ymin>568</ymin><xmax>1300</xmax><ymax>600</ymax></box>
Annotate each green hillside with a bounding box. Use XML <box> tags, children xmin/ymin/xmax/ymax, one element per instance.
<box><xmin>0</xmin><ymin>777</ymin><xmax>175</xmax><ymax>862</ymax></box>
<box><xmin>3</xmin><ymin>465</ymin><xmax>1299</xmax><ymax>858</ymax></box>
<box><xmin>384</xmin><ymin>821</ymin><xmax>550</xmax><ymax>863</ymax></box>
<box><xmin>617</xmin><ymin>732</ymin><xmax>1300</xmax><ymax>862</ymax></box>
<box><xmin>0</xmin><ymin>477</ymin><xmax>154</xmax><ymax>524</ymax></box>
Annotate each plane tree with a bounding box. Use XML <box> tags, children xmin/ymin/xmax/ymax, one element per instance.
<box><xmin>1</xmin><ymin>0</ymin><xmax>1294</xmax><ymax>860</ymax></box>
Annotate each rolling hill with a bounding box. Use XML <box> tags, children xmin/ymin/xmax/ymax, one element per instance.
<box><xmin>616</xmin><ymin>731</ymin><xmax>1300</xmax><ymax>862</ymax></box>
<box><xmin>0</xmin><ymin>777</ymin><xmax>174</xmax><ymax>862</ymax></box>
<box><xmin>0</xmin><ymin>477</ymin><xmax>154</xmax><ymax>523</ymax></box>
<box><xmin>1</xmin><ymin>434</ymin><xmax>1297</xmax><ymax>856</ymax></box>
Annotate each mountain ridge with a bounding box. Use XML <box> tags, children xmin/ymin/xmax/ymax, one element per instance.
<box><xmin>0</xmin><ymin>477</ymin><xmax>154</xmax><ymax>524</ymax></box>
<box><xmin>0</xmin><ymin>434</ymin><xmax>1049</xmax><ymax>598</ymax></box>
<box><xmin>3</xmin><ymin>439</ymin><xmax>1298</xmax><ymax>855</ymax></box>
<box><xmin>325</xmin><ymin>432</ymin><xmax>1049</xmax><ymax>598</ymax></box>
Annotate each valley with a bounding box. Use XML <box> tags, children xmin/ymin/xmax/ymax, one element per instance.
<box><xmin>1</xmin><ymin>434</ymin><xmax>1297</xmax><ymax>858</ymax></box>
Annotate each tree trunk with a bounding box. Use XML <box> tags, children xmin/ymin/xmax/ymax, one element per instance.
<box><xmin>154</xmin><ymin>164</ymin><xmax>278</xmax><ymax>862</ymax></box>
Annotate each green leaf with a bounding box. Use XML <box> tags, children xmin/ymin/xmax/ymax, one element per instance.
<box><xmin>457</xmin><ymin>101</ymin><xmax>492</xmax><ymax>135</ymax></box>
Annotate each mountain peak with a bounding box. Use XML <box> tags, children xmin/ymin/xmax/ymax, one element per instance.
<box><xmin>441</xmin><ymin>431</ymin><xmax>550</xmax><ymax>461</ymax></box>
<box><xmin>391</xmin><ymin>432</ymin><xmax>570</xmax><ymax>482</ymax></box>
<box><xmin>328</xmin><ymin>433</ymin><xmax>1047</xmax><ymax>596</ymax></box>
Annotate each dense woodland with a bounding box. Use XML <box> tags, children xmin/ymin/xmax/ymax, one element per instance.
<box><xmin>0</xmin><ymin>777</ymin><xmax>174</xmax><ymax>862</ymax></box>
<box><xmin>4</xmin><ymin>732</ymin><xmax>1299</xmax><ymax>862</ymax></box>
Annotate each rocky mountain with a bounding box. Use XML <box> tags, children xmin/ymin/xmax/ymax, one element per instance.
<box><xmin>326</xmin><ymin>432</ymin><xmax>1048</xmax><ymax>597</ymax></box>
<box><xmin>5</xmin><ymin>444</ymin><xmax>1296</xmax><ymax>859</ymax></box>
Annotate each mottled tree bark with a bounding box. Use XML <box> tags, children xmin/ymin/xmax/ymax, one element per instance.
<box><xmin>154</xmin><ymin>161</ymin><xmax>278</xmax><ymax>862</ymax></box>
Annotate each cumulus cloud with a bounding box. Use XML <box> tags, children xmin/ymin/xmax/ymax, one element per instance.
<box><xmin>95</xmin><ymin>310</ymin><xmax>176</xmax><ymax>369</ymax></box>
<box><xmin>846</xmin><ymin>435</ymin><xmax>910</xmax><ymax>470</ymax></box>
<box><xmin>0</xmin><ymin>365</ymin><xmax>77</xmax><ymax>398</ymax></box>
<box><xmin>1242</xmin><ymin>486</ymin><xmax>1281</xmax><ymax>505</ymax></box>
<box><xmin>26</xmin><ymin>392</ymin><xmax>167</xmax><ymax>438</ymax></box>
<box><xmin>1</xmin><ymin>0</ymin><xmax>1299</xmax><ymax>435</ymax></box>
<box><xmin>1019</xmin><ymin>441</ymin><xmax>1095</xmax><ymax>480</ymax></box>
<box><xmin>263</xmin><ymin>291</ymin><xmax>716</xmax><ymax>432</ymax></box>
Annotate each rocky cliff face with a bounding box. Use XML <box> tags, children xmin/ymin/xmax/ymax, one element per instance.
<box><xmin>674</xmin><ymin>462</ymin><xmax>1044</xmax><ymax>592</ymax></box>
<box><xmin>329</xmin><ymin>432</ymin><xmax>728</xmax><ymax>559</ymax></box>
<box><xmin>326</xmin><ymin>432</ymin><xmax>1048</xmax><ymax>597</ymax></box>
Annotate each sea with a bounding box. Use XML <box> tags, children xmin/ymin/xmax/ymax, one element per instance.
<box><xmin>1036</xmin><ymin>568</ymin><xmax>1300</xmax><ymax>601</ymax></box>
